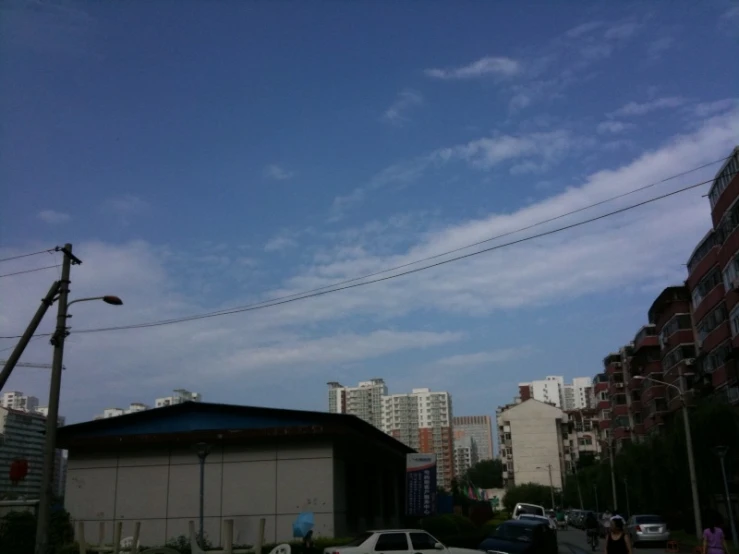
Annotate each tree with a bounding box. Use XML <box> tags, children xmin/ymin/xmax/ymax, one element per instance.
<box><xmin>464</xmin><ymin>459</ymin><xmax>504</xmax><ymax>489</ymax></box>
<box><xmin>503</xmin><ymin>483</ymin><xmax>552</xmax><ymax>513</ymax></box>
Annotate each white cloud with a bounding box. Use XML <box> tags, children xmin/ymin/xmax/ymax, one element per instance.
<box><xmin>689</xmin><ymin>99</ymin><xmax>738</xmax><ymax>118</ymax></box>
<box><xmin>382</xmin><ymin>89</ymin><xmax>423</xmax><ymax>126</ymax></box>
<box><xmin>425</xmin><ymin>56</ymin><xmax>521</xmax><ymax>80</ymax></box>
<box><xmin>263</xmin><ymin>164</ymin><xmax>295</xmax><ymax>181</ymax></box>
<box><xmin>610</xmin><ymin>96</ymin><xmax>687</xmax><ymax>117</ymax></box>
<box><xmin>264</xmin><ymin>233</ymin><xmax>298</xmax><ymax>252</ymax></box>
<box><xmin>37</xmin><ymin>209</ymin><xmax>70</xmax><ymax>224</ymax></box>
<box><xmin>509</xmin><ymin>93</ymin><xmax>532</xmax><ymax>112</ymax></box>
<box><xmin>597</xmin><ymin>121</ymin><xmax>634</xmax><ymax>134</ymax></box>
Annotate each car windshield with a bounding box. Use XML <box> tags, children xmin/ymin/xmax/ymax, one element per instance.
<box><xmin>494</xmin><ymin>523</ymin><xmax>536</xmax><ymax>542</ymax></box>
<box><xmin>635</xmin><ymin>516</ymin><xmax>664</xmax><ymax>524</ymax></box>
<box><xmin>344</xmin><ymin>532</ymin><xmax>373</xmax><ymax>547</ymax></box>
<box><xmin>517</xmin><ymin>505</ymin><xmax>545</xmax><ymax>516</ymax></box>
<box><xmin>520</xmin><ymin>515</ymin><xmax>544</xmax><ymax>521</ymax></box>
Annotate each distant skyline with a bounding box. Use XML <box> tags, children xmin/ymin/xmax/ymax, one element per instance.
<box><xmin>1</xmin><ymin>1</ymin><xmax>738</xmax><ymax>423</ymax></box>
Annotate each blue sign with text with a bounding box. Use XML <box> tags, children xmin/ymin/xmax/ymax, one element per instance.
<box><xmin>406</xmin><ymin>453</ymin><xmax>437</xmax><ymax>516</ymax></box>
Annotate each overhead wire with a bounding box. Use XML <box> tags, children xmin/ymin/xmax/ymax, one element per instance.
<box><xmin>0</xmin><ymin>265</ymin><xmax>61</xmax><ymax>279</ymax></box>
<box><xmin>0</xmin><ymin>248</ymin><xmax>57</xmax><ymax>264</ymax></box>
<box><xmin>62</xmin><ymin>173</ymin><xmax>726</xmax><ymax>335</ymax></box>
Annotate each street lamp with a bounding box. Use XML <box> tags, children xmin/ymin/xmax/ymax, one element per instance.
<box><xmin>536</xmin><ymin>464</ymin><xmax>555</xmax><ymax>509</ymax></box>
<box><xmin>633</xmin><ymin>374</ymin><xmax>701</xmax><ymax>539</ymax></box>
<box><xmin>35</xmin><ymin>290</ymin><xmax>123</xmax><ymax>554</ymax></box>
<box><xmin>713</xmin><ymin>446</ymin><xmax>738</xmax><ymax>549</ymax></box>
<box><xmin>194</xmin><ymin>443</ymin><xmax>212</xmax><ymax>548</ymax></box>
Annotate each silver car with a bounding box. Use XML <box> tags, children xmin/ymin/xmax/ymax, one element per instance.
<box><xmin>627</xmin><ymin>514</ymin><xmax>670</xmax><ymax>545</ymax></box>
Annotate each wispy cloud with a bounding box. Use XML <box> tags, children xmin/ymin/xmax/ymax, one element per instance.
<box><xmin>566</xmin><ymin>21</ymin><xmax>604</xmax><ymax>38</ymax></box>
<box><xmin>603</xmin><ymin>21</ymin><xmax>641</xmax><ymax>41</ymax></box>
<box><xmin>263</xmin><ymin>164</ymin><xmax>295</xmax><ymax>181</ymax></box>
<box><xmin>647</xmin><ymin>37</ymin><xmax>674</xmax><ymax>60</ymax></box>
<box><xmin>100</xmin><ymin>195</ymin><xmax>149</xmax><ymax>224</ymax></box>
<box><xmin>435</xmin><ymin>348</ymin><xmax>531</xmax><ymax>367</ymax></box>
<box><xmin>37</xmin><ymin>209</ymin><xmax>70</xmax><ymax>224</ymax></box>
<box><xmin>382</xmin><ymin>89</ymin><xmax>423</xmax><ymax>126</ymax></box>
<box><xmin>609</xmin><ymin>96</ymin><xmax>686</xmax><ymax>117</ymax></box>
<box><xmin>425</xmin><ymin>56</ymin><xmax>521</xmax><ymax>80</ymax></box>
<box><xmin>689</xmin><ymin>98</ymin><xmax>738</xmax><ymax>118</ymax></box>
<box><xmin>597</xmin><ymin>120</ymin><xmax>634</xmax><ymax>134</ymax></box>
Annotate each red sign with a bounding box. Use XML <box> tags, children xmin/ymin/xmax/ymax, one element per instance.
<box><xmin>9</xmin><ymin>459</ymin><xmax>29</xmax><ymax>485</ymax></box>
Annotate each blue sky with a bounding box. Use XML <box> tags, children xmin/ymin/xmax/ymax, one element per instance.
<box><xmin>1</xmin><ymin>0</ymin><xmax>738</xmax><ymax>424</ymax></box>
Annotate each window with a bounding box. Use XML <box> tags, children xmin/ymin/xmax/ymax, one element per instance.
<box><xmin>410</xmin><ymin>533</ymin><xmax>438</xmax><ymax>550</ymax></box>
<box><xmin>662</xmin><ymin>344</ymin><xmax>697</xmax><ymax>371</ymax></box>
<box><xmin>375</xmin><ymin>533</ymin><xmax>409</xmax><ymax>551</ymax></box>
<box><xmin>731</xmin><ymin>304</ymin><xmax>739</xmax><ymax>338</ymax></box>
<box><xmin>697</xmin><ymin>303</ymin><xmax>728</xmax><ymax>342</ymax></box>
<box><xmin>703</xmin><ymin>341</ymin><xmax>732</xmax><ymax>374</ymax></box>
<box><xmin>692</xmin><ymin>268</ymin><xmax>722</xmax><ymax>309</ymax></box>
<box><xmin>345</xmin><ymin>533</ymin><xmax>373</xmax><ymax>547</ymax></box>
<box><xmin>688</xmin><ymin>232</ymin><xmax>717</xmax><ymax>274</ymax></box>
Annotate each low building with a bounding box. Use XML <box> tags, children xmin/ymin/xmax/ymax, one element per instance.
<box><xmin>57</xmin><ymin>401</ymin><xmax>411</xmax><ymax>547</ymax></box>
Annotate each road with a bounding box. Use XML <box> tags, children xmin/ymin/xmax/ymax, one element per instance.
<box><xmin>558</xmin><ymin>528</ymin><xmax>671</xmax><ymax>554</ymax></box>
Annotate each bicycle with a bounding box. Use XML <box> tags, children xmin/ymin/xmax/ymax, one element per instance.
<box><xmin>587</xmin><ymin>529</ymin><xmax>599</xmax><ymax>551</ymax></box>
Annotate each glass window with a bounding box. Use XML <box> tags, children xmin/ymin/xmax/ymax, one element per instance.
<box><xmin>345</xmin><ymin>533</ymin><xmax>373</xmax><ymax>547</ymax></box>
<box><xmin>709</xmin><ymin>150</ymin><xmax>739</xmax><ymax>209</ymax></box>
<box><xmin>410</xmin><ymin>533</ymin><xmax>438</xmax><ymax>550</ymax></box>
<box><xmin>375</xmin><ymin>533</ymin><xmax>409</xmax><ymax>551</ymax></box>
<box><xmin>697</xmin><ymin>303</ymin><xmax>728</xmax><ymax>342</ymax></box>
<box><xmin>731</xmin><ymin>305</ymin><xmax>739</xmax><ymax>338</ymax></box>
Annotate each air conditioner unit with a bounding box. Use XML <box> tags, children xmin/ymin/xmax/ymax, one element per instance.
<box><xmin>685</xmin><ymin>358</ymin><xmax>696</xmax><ymax>366</ymax></box>
<box><xmin>615</xmin><ymin>382</ymin><xmax>625</xmax><ymax>388</ymax></box>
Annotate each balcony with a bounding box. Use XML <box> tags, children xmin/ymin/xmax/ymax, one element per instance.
<box><xmin>613</xmin><ymin>426</ymin><xmax>630</xmax><ymax>440</ymax></box>
<box><xmin>597</xmin><ymin>398</ymin><xmax>610</xmax><ymax>410</ymax></box>
<box><xmin>632</xmin><ymin>423</ymin><xmax>645</xmax><ymax>436</ymax></box>
<box><xmin>630</xmin><ymin>399</ymin><xmax>642</xmax><ymax>413</ymax></box>
<box><xmin>710</xmin><ymin>148</ymin><xmax>739</xmax><ymax>226</ymax></box>
<box><xmin>649</xmin><ymin>286</ymin><xmax>692</xmax><ymax>330</ymax></box>
<box><xmin>609</xmin><ymin>381</ymin><xmax>626</xmax><ymax>396</ymax></box>
<box><xmin>688</xmin><ymin>232</ymin><xmax>720</xmax><ymax>288</ymax></box>
<box><xmin>598</xmin><ymin>419</ymin><xmax>611</xmax><ymax>430</ymax></box>
<box><xmin>612</xmin><ymin>403</ymin><xmax>629</xmax><ymax>417</ymax></box>
<box><xmin>633</xmin><ymin>325</ymin><xmax>658</xmax><ymax>352</ymax></box>
<box><xmin>642</xmin><ymin>384</ymin><xmax>666</xmax><ymax>403</ymax></box>
<box><xmin>606</xmin><ymin>361</ymin><xmax>623</xmax><ymax>376</ymax></box>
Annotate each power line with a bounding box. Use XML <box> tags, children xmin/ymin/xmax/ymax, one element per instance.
<box><xmin>0</xmin><ymin>265</ymin><xmax>61</xmax><ymax>279</ymax></box>
<box><xmin>0</xmin><ymin>248</ymin><xmax>56</xmax><ymax>264</ymax></box>
<box><xmin>62</xmin><ymin>173</ymin><xmax>722</xmax><ymax>335</ymax></box>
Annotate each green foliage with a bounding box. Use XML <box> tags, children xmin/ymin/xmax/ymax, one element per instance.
<box><xmin>165</xmin><ymin>533</ymin><xmax>213</xmax><ymax>553</ymax></box>
<box><xmin>463</xmin><ymin>459</ymin><xmax>504</xmax><ymax>489</ymax></box>
<box><xmin>502</xmin><ymin>483</ymin><xmax>552</xmax><ymax>513</ymax></box>
<box><xmin>259</xmin><ymin>537</ymin><xmax>355</xmax><ymax>554</ymax></box>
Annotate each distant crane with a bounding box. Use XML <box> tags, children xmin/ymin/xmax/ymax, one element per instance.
<box><xmin>0</xmin><ymin>361</ymin><xmax>64</xmax><ymax>370</ymax></box>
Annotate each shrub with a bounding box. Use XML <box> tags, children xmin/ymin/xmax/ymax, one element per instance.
<box><xmin>0</xmin><ymin>511</ymin><xmax>36</xmax><ymax>554</ymax></box>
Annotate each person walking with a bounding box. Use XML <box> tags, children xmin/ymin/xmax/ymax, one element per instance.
<box><xmin>604</xmin><ymin>516</ymin><xmax>632</xmax><ymax>554</ymax></box>
<box><xmin>703</xmin><ymin>515</ymin><xmax>730</xmax><ymax>554</ymax></box>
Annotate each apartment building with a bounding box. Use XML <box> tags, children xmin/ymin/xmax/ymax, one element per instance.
<box><xmin>327</xmin><ymin>379</ymin><xmax>387</xmax><ymax>428</ymax></box>
<box><xmin>497</xmin><ymin>399</ymin><xmax>566</xmax><ymax>491</ymax></box>
<box><xmin>452</xmin><ymin>415</ymin><xmax>494</xmax><ymax>461</ymax></box>
<box><xmin>519</xmin><ymin>376</ymin><xmax>593</xmax><ymax>410</ymax></box>
<box><xmin>382</xmin><ymin>388</ymin><xmax>454</xmax><ymax>489</ymax></box>
<box><xmin>562</xmin><ymin>409</ymin><xmax>601</xmax><ymax>471</ymax></box>
<box><xmin>0</xmin><ymin>406</ymin><xmax>47</xmax><ymax>499</ymax></box>
<box><xmin>453</xmin><ymin>436</ymin><xmax>478</xmax><ymax>478</ymax></box>
<box><xmin>1</xmin><ymin>391</ymin><xmax>39</xmax><ymax>413</ymax></box>
<box><xmin>95</xmin><ymin>389</ymin><xmax>201</xmax><ymax>420</ymax></box>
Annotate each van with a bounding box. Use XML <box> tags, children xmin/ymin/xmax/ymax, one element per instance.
<box><xmin>513</xmin><ymin>502</ymin><xmax>546</xmax><ymax>519</ymax></box>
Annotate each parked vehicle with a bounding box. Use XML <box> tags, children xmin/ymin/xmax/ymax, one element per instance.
<box><xmin>323</xmin><ymin>530</ymin><xmax>481</xmax><ymax>554</ymax></box>
<box><xmin>518</xmin><ymin>514</ymin><xmax>557</xmax><ymax>532</ymax></box>
<box><xmin>512</xmin><ymin>502</ymin><xmax>546</xmax><ymax>519</ymax></box>
<box><xmin>626</xmin><ymin>515</ymin><xmax>670</xmax><ymax>545</ymax></box>
<box><xmin>478</xmin><ymin>519</ymin><xmax>557</xmax><ymax>554</ymax></box>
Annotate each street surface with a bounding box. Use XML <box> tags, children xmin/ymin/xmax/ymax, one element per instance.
<box><xmin>558</xmin><ymin>528</ymin><xmax>669</xmax><ymax>554</ymax></box>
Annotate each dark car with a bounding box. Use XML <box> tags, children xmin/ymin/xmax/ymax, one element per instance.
<box><xmin>478</xmin><ymin>519</ymin><xmax>557</xmax><ymax>554</ymax></box>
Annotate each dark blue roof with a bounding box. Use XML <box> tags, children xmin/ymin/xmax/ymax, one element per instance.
<box><xmin>56</xmin><ymin>401</ymin><xmax>413</xmax><ymax>454</ymax></box>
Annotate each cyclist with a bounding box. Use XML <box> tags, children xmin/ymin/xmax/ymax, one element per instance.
<box><xmin>585</xmin><ymin>511</ymin><xmax>600</xmax><ymax>550</ymax></box>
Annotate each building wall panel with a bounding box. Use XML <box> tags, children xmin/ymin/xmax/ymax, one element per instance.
<box><xmin>167</xmin><ymin>463</ymin><xmax>223</xmax><ymax>518</ymax></box>
<box><xmin>221</xmin><ymin>460</ymin><xmax>276</xmax><ymax>516</ymax></box>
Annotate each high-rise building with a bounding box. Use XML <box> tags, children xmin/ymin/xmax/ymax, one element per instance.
<box><xmin>94</xmin><ymin>403</ymin><xmax>150</xmax><ymax>420</ymax></box>
<box><xmin>382</xmin><ymin>388</ymin><xmax>454</xmax><ymax>489</ymax></box>
<box><xmin>452</xmin><ymin>415</ymin><xmax>494</xmax><ymax>461</ymax></box>
<box><xmin>519</xmin><ymin>376</ymin><xmax>592</xmax><ymax>410</ymax></box>
<box><xmin>327</xmin><ymin>379</ymin><xmax>387</xmax><ymax>428</ymax></box>
<box><xmin>0</xmin><ymin>406</ymin><xmax>47</xmax><ymax>499</ymax></box>
<box><xmin>454</xmin><ymin>436</ymin><xmax>478</xmax><ymax>478</ymax></box>
<box><xmin>1</xmin><ymin>391</ymin><xmax>39</xmax><ymax>413</ymax></box>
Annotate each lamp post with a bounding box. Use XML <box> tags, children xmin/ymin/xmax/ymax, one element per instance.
<box><xmin>633</xmin><ymin>375</ymin><xmax>701</xmax><ymax>539</ymax></box>
<box><xmin>537</xmin><ymin>464</ymin><xmax>555</xmax><ymax>509</ymax></box>
<box><xmin>194</xmin><ymin>443</ymin><xmax>212</xmax><ymax>547</ymax></box>
<box><xmin>713</xmin><ymin>446</ymin><xmax>738</xmax><ymax>548</ymax></box>
<box><xmin>34</xmin><ymin>272</ymin><xmax>123</xmax><ymax>554</ymax></box>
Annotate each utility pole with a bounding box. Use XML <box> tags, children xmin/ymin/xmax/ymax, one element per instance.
<box><xmin>623</xmin><ymin>477</ymin><xmax>631</xmax><ymax>516</ymax></box>
<box><xmin>0</xmin><ymin>280</ymin><xmax>60</xmax><ymax>392</ymax></box>
<box><xmin>608</xmin><ymin>439</ymin><xmax>618</xmax><ymax>511</ymax></box>
<box><xmin>714</xmin><ymin>446</ymin><xmax>738</xmax><ymax>549</ymax></box>
<box><xmin>35</xmin><ymin>244</ymin><xmax>80</xmax><ymax>554</ymax></box>
<box><xmin>680</xmin><ymin>400</ymin><xmax>702</xmax><ymax>540</ymax></box>
<box><xmin>593</xmin><ymin>485</ymin><xmax>600</xmax><ymax>513</ymax></box>
<box><xmin>574</xmin><ymin>463</ymin><xmax>584</xmax><ymax>510</ymax></box>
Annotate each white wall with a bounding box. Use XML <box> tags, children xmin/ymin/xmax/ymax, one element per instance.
<box><xmin>65</xmin><ymin>443</ymin><xmax>335</xmax><ymax>547</ymax></box>
<box><xmin>504</xmin><ymin>401</ymin><xmax>565</xmax><ymax>489</ymax></box>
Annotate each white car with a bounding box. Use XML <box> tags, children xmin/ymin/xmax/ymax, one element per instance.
<box><xmin>323</xmin><ymin>529</ymin><xmax>480</xmax><ymax>554</ymax></box>
<box><xmin>517</xmin><ymin>514</ymin><xmax>557</xmax><ymax>531</ymax></box>
<box><xmin>512</xmin><ymin>503</ymin><xmax>546</xmax><ymax>520</ymax></box>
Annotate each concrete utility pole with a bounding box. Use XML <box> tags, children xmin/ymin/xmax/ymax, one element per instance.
<box><xmin>0</xmin><ymin>280</ymin><xmax>60</xmax><ymax>392</ymax></box>
<box><xmin>608</xmin><ymin>439</ymin><xmax>618</xmax><ymax>511</ymax></box>
<box><xmin>35</xmin><ymin>244</ymin><xmax>78</xmax><ymax>554</ymax></box>
<box><xmin>623</xmin><ymin>477</ymin><xmax>631</xmax><ymax>515</ymax></box>
<box><xmin>681</xmin><ymin>398</ymin><xmax>702</xmax><ymax>539</ymax></box>
<box><xmin>714</xmin><ymin>446</ymin><xmax>738</xmax><ymax>549</ymax></box>
<box><xmin>573</xmin><ymin>464</ymin><xmax>584</xmax><ymax>510</ymax></box>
